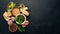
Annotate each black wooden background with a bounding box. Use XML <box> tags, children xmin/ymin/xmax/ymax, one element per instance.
<box><xmin>0</xmin><ymin>0</ymin><xmax>60</xmax><ymax>34</ymax></box>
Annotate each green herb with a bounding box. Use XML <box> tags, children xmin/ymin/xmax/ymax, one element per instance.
<box><xmin>18</xmin><ymin>26</ymin><xmax>25</xmax><ymax>32</ymax></box>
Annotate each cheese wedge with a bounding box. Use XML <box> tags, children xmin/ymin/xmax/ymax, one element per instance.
<box><xmin>3</xmin><ymin>11</ymin><xmax>8</xmax><ymax>17</ymax></box>
<box><xmin>3</xmin><ymin>11</ymin><xmax>11</xmax><ymax>21</ymax></box>
<box><xmin>3</xmin><ymin>16</ymin><xmax>11</xmax><ymax>21</ymax></box>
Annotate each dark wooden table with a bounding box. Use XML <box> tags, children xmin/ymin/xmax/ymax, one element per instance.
<box><xmin>0</xmin><ymin>0</ymin><xmax>60</xmax><ymax>34</ymax></box>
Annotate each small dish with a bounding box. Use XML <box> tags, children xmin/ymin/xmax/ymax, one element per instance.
<box><xmin>15</xmin><ymin>14</ymin><xmax>26</xmax><ymax>25</ymax></box>
<box><xmin>8</xmin><ymin>23</ymin><xmax>18</xmax><ymax>32</ymax></box>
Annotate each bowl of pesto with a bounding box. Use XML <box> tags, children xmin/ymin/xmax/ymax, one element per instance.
<box><xmin>15</xmin><ymin>14</ymin><xmax>26</xmax><ymax>25</ymax></box>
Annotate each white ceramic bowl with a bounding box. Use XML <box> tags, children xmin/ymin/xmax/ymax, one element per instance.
<box><xmin>15</xmin><ymin>14</ymin><xmax>26</xmax><ymax>25</ymax></box>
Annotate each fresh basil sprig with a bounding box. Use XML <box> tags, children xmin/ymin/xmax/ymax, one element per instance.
<box><xmin>18</xmin><ymin>26</ymin><xmax>25</xmax><ymax>32</ymax></box>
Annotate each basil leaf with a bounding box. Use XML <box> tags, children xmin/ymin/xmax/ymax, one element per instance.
<box><xmin>18</xmin><ymin>26</ymin><xmax>25</xmax><ymax>32</ymax></box>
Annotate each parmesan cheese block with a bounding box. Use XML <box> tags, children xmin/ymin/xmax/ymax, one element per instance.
<box><xmin>3</xmin><ymin>11</ymin><xmax>11</xmax><ymax>21</ymax></box>
<box><xmin>3</xmin><ymin>11</ymin><xmax>8</xmax><ymax>17</ymax></box>
<box><xmin>3</xmin><ymin>16</ymin><xmax>11</xmax><ymax>21</ymax></box>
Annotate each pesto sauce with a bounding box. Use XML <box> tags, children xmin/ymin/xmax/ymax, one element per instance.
<box><xmin>16</xmin><ymin>15</ymin><xmax>25</xmax><ymax>25</ymax></box>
